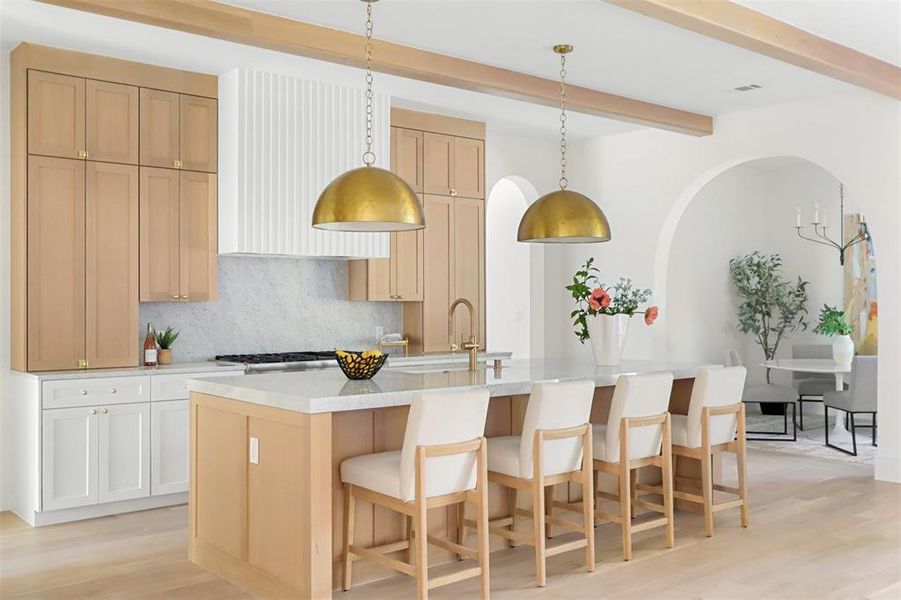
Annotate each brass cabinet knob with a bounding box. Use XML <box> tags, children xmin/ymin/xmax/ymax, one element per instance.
<box><xmin>90</xmin><ymin>409</ymin><xmax>97</xmax><ymax>415</ymax></box>
<box><xmin>450</xmin><ymin>188</ymin><xmax>458</xmax><ymax>196</ymax></box>
<box><xmin>78</xmin><ymin>150</ymin><xmax>88</xmax><ymax>159</ymax></box>
<box><xmin>77</xmin><ymin>359</ymin><xmax>87</xmax><ymax>368</ymax></box>
<box><xmin>111</xmin><ymin>388</ymin><xmax>117</xmax><ymax>394</ymax></box>
<box><xmin>174</xmin><ymin>159</ymin><xmax>183</xmax><ymax>169</ymax></box>
<box><xmin>180</xmin><ymin>295</ymin><xmax>188</xmax><ymax>300</ymax></box>
<box><xmin>101</xmin><ymin>408</ymin><xmax>109</xmax><ymax>414</ymax></box>
<box><xmin>172</xmin><ymin>295</ymin><xmax>179</xmax><ymax>300</ymax></box>
<box><xmin>80</xmin><ymin>390</ymin><xmax>88</xmax><ymax>396</ymax></box>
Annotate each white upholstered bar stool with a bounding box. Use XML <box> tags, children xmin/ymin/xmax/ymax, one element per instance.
<box><xmin>484</xmin><ymin>379</ymin><xmax>595</xmax><ymax>588</ymax></box>
<box><xmin>592</xmin><ymin>372</ymin><xmax>675</xmax><ymax>561</ymax></box>
<box><xmin>671</xmin><ymin>366</ymin><xmax>749</xmax><ymax>537</ymax></box>
<box><xmin>340</xmin><ymin>389</ymin><xmax>491</xmax><ymax>600</ymax></box>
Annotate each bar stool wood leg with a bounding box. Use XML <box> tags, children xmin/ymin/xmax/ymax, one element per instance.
<box><xmin>545</xmin><ymin>485</ymin><xmax>555</xmax><ymax>539</ymax></box>
<box><xmin>581</xmin><ymin>426</ymin><xmax>596</xmax><ymax>571</ymax></box>
<box><xmin>507</xmin><ymin>488</ymin><xmax>519</xmax><ymax>548</ymax></box>
<box><xmin>618</xmin><ymin>426</ymin><xmax>633</xmax><ymax>561</ymax></box>
<box><xmin>629</xmin><ymin>469</ymin><xmax>638</xmax><ymax>519</ymax></box>
<box><xmin>457</xmin><ymin>503</ymin><xmax>467</xmax><ymax>560</ymax></box>
<box><xmin>700</xmin><ymin>445</ymin><xmax>714</xmax><ymax>537</ymax></box>
<box><xmin>414</xmin><ymin>448</ymin><xmax>429</xmax><ymax>600</ymax></box>
<box><xmin>476</xmin><ymin>441</ymin><xmax>491</xmax><ymax>600</ymax></box>
<box><xmin>737</xmin><ymin>404</ymin><xmax>750</xmax><ymax>528</ymax></box>
<box><xmin>662</xmin><ymin>415</ymin><xmax>675</xmax><ymax>548</ymax></box>
<box><xmin>403</xmin><ymin>515</ymin><xmax>413</xmax><ymax>564</ymax></box>
<box><xmin>532</xmin><ymin>433</ymin><xmax>548</xmax><ymax>587</ymax></box>
<box><xmin>342</xmin><ymin>483</ymin><xmax>355</xmax><ymax>591</ymax></box>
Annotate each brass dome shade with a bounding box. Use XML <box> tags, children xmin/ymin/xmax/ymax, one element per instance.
<box><xmin>312</xmin><ymin>0</ymin><xmax>425</xmax><ymax>232</ymax></box>
<box><xmin>313</xmin><ymin>166</ymin><xmax>424</xmax><ymax>231</ymax></box>
<box><xmin>517</xmin><ymin>189</ymin><xmax>611</xmax><ymax>243</ymax></box>
<box><xmin>518</xmin><ymin>44</ymin><xmax>612</xmax><ymax>244</ymax></box>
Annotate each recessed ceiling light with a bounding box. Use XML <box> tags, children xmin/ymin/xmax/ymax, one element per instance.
<box><xmin>733</xmin><ymin>83</ymin><xmax>763</xmax><ymax>92</ymax></box>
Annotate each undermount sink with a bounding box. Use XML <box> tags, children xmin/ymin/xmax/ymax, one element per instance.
<box><xmin>391</xmin><ymin>363</ymin><xmax>487</xmax><ymax>374</ymax></box>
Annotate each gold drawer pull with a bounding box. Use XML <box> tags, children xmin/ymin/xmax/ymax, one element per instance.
<box><xmin>450</xmin><ymin>188</ymin><xmax>458</xmax><ymax>196</ymax></box>
<box><xmin>172</xmin><ymin>295</ymin><xmax>179</xmax><ymax>300</ymax></box>
<box><xmin>78</xmin><ymin>150</ymin><xmax>88</xmax><ymax>159</ymax></box>
<box><xmin>180</xmin><ymin>295</ymin><xmax>188</xmax><ymax>301</ymax></box>
<box><xmin>174</xmin><ymin>159</ymin><xmax>183</xmax><ymax>169</ymax></box>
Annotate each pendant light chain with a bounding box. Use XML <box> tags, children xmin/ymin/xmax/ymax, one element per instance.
<box><xmin>558</xmin><ymin>51</ymin><xmax>568</xmax><ymax>190</ymax></box>
<box><xmin>362</xmin><ymin>1</ymin><xmax>376</xmax><ymax>167</ymax></box>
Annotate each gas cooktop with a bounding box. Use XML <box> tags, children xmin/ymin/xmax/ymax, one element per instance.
<box><xmin>214</xmin><ymin>351</ymin><xmax>338</xmax><ymax>371</ymax></box>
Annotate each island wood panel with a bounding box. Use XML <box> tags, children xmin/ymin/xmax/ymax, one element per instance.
<box><xmin>86</xmin><ymin>79</ymin><xmax>139</xmax><ymax>164</ymax></box>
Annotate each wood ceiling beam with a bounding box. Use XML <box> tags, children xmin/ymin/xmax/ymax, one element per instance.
<box><xmin>607</xmin><ymin>0</ymin><xmax>901</xmax><ymax>100</ymax></box>
<box><xmin>35</xmin><ymin>0</ymin><xmax>714</xmax><ymax>136</ymax></box>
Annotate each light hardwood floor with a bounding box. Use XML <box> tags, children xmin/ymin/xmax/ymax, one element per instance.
<box><xmin>2</xmin><ymin>449</ymin><xmax>899</xmax><ymax>599</ymax></box>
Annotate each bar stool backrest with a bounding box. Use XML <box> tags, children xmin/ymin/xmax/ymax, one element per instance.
<box><xmin>605</xmin><ymin>372</ymin><xmax>674</xmax><ymax>463</ymax></box>
<box><xmin>399</xmin><ymin>388</ymin><xmax>490</xmax><ymax>501</ymax></box>
<box><xmin>518</xmin><ymin>379</ymin><xmax>595</xmax><ymax>479</ymax></box>
<box><xmin>686</xmin><ymin>367</ymin><xmax>747</xmax><ymax>447</ymax></box>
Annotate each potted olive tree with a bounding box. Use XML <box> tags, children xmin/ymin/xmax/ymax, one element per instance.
<box><xmin>730</xmin><ymin>252</ymin><xmax>809</xmax><ymax>414</ymax></box>
<box><xmin>814</xmin><ymin>305</ymin><xmax>854</xmax><ymax>366</ymax></box>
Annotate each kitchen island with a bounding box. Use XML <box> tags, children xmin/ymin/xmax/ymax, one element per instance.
<box><xmin>187</xmin><ymin>358</ymin><xmax>714</xmax><ymax>599</ymax></box>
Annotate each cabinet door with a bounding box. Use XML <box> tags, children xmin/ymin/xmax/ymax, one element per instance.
<box><xmin>139</xmin><ymin>88</ymin><xmax>179</xmax><ymax>169</ymax></box>
<box><xmin>86</xmin><ymin>163</ymin><xmax>139</xmax><ymax>368</ymax></box>
<box><xmin>98</xmin><ymin>402</ymin><xmax>150</xmax><ymax>503</ymax></box>
<box><xmin>453</xmin><ymin>197</ymin><xmax>485</xmax><ymax>345</ymax></box>
<box><xmin>27</xmin><ymin>156</ymin><xmax>86</xmax><ymax>371</ymax></box>
<box><xmin>180</xmin><ymin>94</ymin><xmax>217</xmax><ymax>173</ymax></box>
<box><xmin>151</xmin><ymin>400</ymin><xmax>189</xmax><ymax>495</ymax></box>
<box><xmin>86</xmin><ymin>80</ymin><xmax>139</xmax><ymax>164</ymax></box>
<box><xmin>179</xmin><ymin>171</ymin><xmax>218</xmax><ymax>301</ymax></box>
<box><xmin>42</xmin><ymin>407</ymin><xmax>98</xmax><ymax>511</ymax></box>
<box><xmin>453</xmin><ymin>137</ymin><xmax>484</xmax><ymax>199</ymax></box>
<box><xmin>391</xmin><ymin>127</ymin><xmax>423</xmax><ymax>192</ymax></box>
<box><xmin>422</xmin><ymin>195</ymin><xmax>455</xmax><ymax>352</ymax></box>
<box><xmin>366</xmin><ymin>258</ymin><xmax>392</xmax><ymax>301</ymax></box>
<box><xmin>423</xmin><ymin>133</ymin><xmax>454</xmax><ymax>196</ymax></box>
<box><xmin>28</xmin><ymin>70</ymin><xmax>85</xmax><ymax>160</ymax></box>
<box><xmin>139</xmin><ymin>167</ymin><xmax>180</xmax><ymax>302</ymax></box>
<box><xmin>393</xmin><ymin>228</ymin><xmax>424</xmax><ymax>301</ymax></box>
<box><xmin>248</xmin><ymin>416</ymin><xmax>305</xmax><ymax>588</ymax></box>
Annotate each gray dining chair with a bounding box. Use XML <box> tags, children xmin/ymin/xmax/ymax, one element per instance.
<box><xmin>792</xmin><ymin>344</ymin><xmax>848</xmax><ymax>430</ymax></box>
<box><xmin>728</xmin><ymin>350</ymin><xmax>797</xmax><ymax>441</ymax></box>
<box><xmin>824</xmin><ymin>356</ymin><xmax>877</xmax><ymax>456</ymax></box>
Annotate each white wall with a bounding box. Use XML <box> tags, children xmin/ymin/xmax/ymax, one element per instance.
<box><xmin>550</xmin><ymin>89</ymin><xmax>900</xmax><ymax>482</ymax></box>
<box><xmin>486</xmin><ymin>131</ymin><xmax>562</xmax><ymax>358</ymax></box>
<box><xmin>666</xmin><ymin>159</ymin><xmax>842</xmax><ymax>385</ymax></box>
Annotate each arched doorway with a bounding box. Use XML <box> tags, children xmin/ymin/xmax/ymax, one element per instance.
<box><xmin>486</xmin><ymin>176</ymin><xmax>539</xmax><ymax>358</ymax></box>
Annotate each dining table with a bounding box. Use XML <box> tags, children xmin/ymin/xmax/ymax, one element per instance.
<box><xmin>761</xmin><ymin>358</ymin><xmax>852</xmax><ymax>436</ymax></box>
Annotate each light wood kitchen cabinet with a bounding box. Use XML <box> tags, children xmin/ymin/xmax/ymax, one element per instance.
<box><xmin>421</xmin><ymin>194</ymin><xmax>455</xmax><ymax>352</ymax></box>
<box><xmin>391</xmin><ymin>127</ymin><xmax>423</xmax><ymax>193</ymax></box>
<box><xmin>453</xmin><ymin>137</ymin><xmax>485</xmax><ymax>199</ymax></box>
<box><xmin>452</xmin><ymin>197</ymin><xmax>486</xmax><ymax>344</ymax></box>
<box><xmin>423</xmin><ymin>132</ymin><xmax>455</xmax><ymax>196</ymax></box>
<box><xmin>180</xmin><ymin>94</ymin><xmax>218</xmax><ymax>172</ymax></box>
<box><xmin>179</xmin><ymin>171</ymin><xmax>218</xmax><ymax>302</ymax></box>
<box><xmin>139</xmin><ymin>168</ymin><xmax>217</xmax><ymax>302</ymax></box>
<box><xmin>86</xmin><ymin>80</ymin><xmax>139</xmax><ymax>164</ymax></box>
<box><xmin>98</xmin><ymin>402</ymin><xmax>151</xmax><ymax>503</ymax></box>
<box><xmin>139</xmin><ymin>88</ymin><xmax>179</xmax><ymax>169</ymax></box>
<box><xmin>27</xmin><ymin>71</ymin><xmax>85</xmax><ymax>160</ymax></box>
<box><xmin>27</xmin><ymin>156</ymin><xmax>86</xmax><ymax>372</ymax></box>
<box><xmin>42</xmin><ymin>406</ymin><xmax>99</xmax><ymax>511</ymax></box>
<box><xmin>348</xmin><ymin>228</ymin><xmax>424</xmax><ymax>302</ymax></box>
<box><xmin>85</xmin><ymin>162</ymin><xmax>139</xmax><ymax>369</ymax></box>
<box><xmin>140</xmin><ymin>90</ymin><xmax>217</xmax><ymax>172</ymax></box>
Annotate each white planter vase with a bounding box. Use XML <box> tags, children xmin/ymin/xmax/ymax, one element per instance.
<box><xmin>587</xmin><ymin>314</ymin><xmax>631</xmax><ymax>366</ymax></box>
<box><xmin>832</xmin><ymin>334</ymin><xmax>854</xmax><ymax>366</ymax></box>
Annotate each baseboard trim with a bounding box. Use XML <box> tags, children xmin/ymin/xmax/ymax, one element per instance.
<box><xmin>30</xmin><ymin>493</ymin><xmax>187</xmax><ymax>527</ymax></box>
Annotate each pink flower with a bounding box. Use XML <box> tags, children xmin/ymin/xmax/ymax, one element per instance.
<box><xmin>644</xmin><ymin>305</ymin><xmax>659</xmax><ymax>326</ymax></box>
<box><xmin>589</xmin><ymin>288</ymin><xmax>611</xmax><ymax>311</ymax></box>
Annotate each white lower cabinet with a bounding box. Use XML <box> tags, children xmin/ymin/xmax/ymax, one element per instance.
<box><xmin>151</xmin><ymin>400</ymin><xmax>189</xmax><ymax>495</ymax></box>
<box><xmin>42</xmin><ymin>407</ymin><xmax>100</xmax><ymax>511</ymax></box>
<box><xmin>98</xmin><ymin>403</ymin><xmax>151</xmax><ymax>503</ymax></box>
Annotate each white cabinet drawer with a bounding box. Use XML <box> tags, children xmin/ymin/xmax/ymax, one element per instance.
<box><xmin>42</xmin><ymin>376</ymin><xmax>150</xmax><ymax>410</ymax></box>
<box><xmin>151</xmin><ymin>370</ymin><xmax>244</xmax><ymax>402</ymax></box>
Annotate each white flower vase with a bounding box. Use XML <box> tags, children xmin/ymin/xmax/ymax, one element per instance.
<box><xmin>587</xmin><ymin>314</ymin><xmax>630</xmax><ymax>366</ymax></box>
<box><xmin>832</xmin><ymin>334</ymin><xmax>854</xmax><ymax>367</ymax></box>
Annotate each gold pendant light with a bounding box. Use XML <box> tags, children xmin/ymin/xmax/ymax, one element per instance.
<box><xmin>313</xmin><ymin>0</ymin><xmax>425</xmax><ymax>232</ymax></box>
<box><xmin>517</xmin><ymin>45</ymin><xmax>611</xmax><ymax>243</ymax></box>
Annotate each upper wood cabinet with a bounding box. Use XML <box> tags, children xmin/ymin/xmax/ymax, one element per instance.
<box><xmin>180</xmin><ymin>95</ymin><xmax>218</xmax><ymax>173</ymax></box>
<box><xmin>85</xmin><ymin>162</ymin><xmax>139</xmax><ymax>369</ymax></box>
<box><xmin>140</xmin><ymin>89</ymin><xmax>180</xmax><ymax>169</ymax></box>
<box><xmin>139</xmin><ymin>168</ymin><xmax>218</xmax><ymax>303</ymax></box>
<box><xmin>391</xmin><ymin>127</ymin><xmax>423</xmax><ymax>193</ymax></box>
<box><xmin>452</xmin><ymin>197</ymin><xmax>486</xmax><ymax>345</ymax></box>
<box><xmin>348</xmin><ymin>228</ymin><xmax>424</xmax><ymax>302</ymax></box>
<box><xmin>140</xmin><ymin>90</ymin><xmax>217</xmax><ymax>172</ymax></box>
<box><xmin>27</xmin><ymin>156</ymin><xmax>86</xmax><ymax>371</ymax></box>
<box><xmin>423</xmin><ymin>133</ymin><xmax>484</xmax><ymax>199</ymax></box>
<box><xmin>420</xmin><ymin>194</ymin><xmax>455</xmax><ymax>352</ymax></box>
<box><xmin>28</xmin><ymin>71</ymin><xmax>85</xmax><ymax>160</ymax></box>
<box><xmin>86</xmin><ymin>80</ymin><xmax>139</xmax><ymax>164</ymax></box>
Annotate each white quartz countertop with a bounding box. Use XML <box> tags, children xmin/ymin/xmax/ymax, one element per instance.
<box><xmin>14</xmin><ymin>361</ymin><xmax>245</xmax><ymax>381</ymax></box>
<box><xmin>188</xmin><ymin>358</ymin><xmax>717</xmax><ymax>414</ymax></box>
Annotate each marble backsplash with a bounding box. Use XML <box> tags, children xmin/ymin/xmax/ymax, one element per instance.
<box><xmin>139</xmin><ymin>256</ymin><xmax>402</xmax><ymax>361</ymax></box>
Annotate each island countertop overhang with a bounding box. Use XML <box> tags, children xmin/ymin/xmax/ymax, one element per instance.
<box><xmin>187</xmin><ymin>358</ymin><xmax>718</xmax><ymax>414</ymax></box>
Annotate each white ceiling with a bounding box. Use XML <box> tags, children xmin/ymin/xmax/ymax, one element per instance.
<box><xmin>1</xmin><ymin>0</ymin><xmax>897</xmax><ymax>139</ymax></box>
